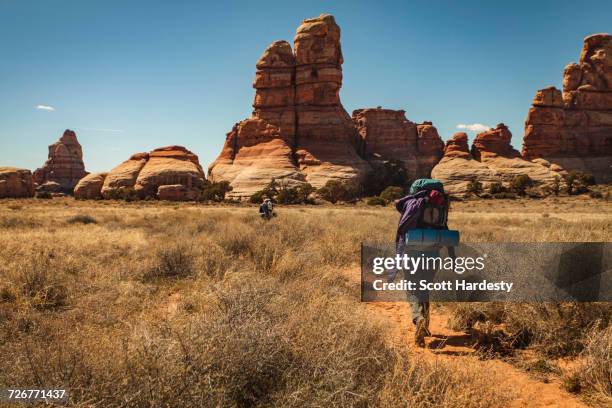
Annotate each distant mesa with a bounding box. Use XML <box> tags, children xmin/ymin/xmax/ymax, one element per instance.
<box><xmin>75</xmin><ymin>146</ymin><xmax>206</xmax><ymax>201</ymax></box>
<box><xmin>0</xmin><ymin>167</ymin><xmax>35</xmax><ymax>198</ymax></box>
<box><xmin>33</xmin><ymin>129</ymin><xmax>88</xmax><ymax>194</ymax></box>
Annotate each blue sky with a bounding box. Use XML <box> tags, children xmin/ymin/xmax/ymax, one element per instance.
<box><xmin>1</xmin><ymin>0</ymin><xmax>610</xmax><ymax>173</ymax></box>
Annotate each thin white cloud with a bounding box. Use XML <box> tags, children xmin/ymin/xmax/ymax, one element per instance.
<box><xmin>457</xmin><ymin>123</ymin><xmax>490</xmax><ymax>133</ymax></box>
<box><xmin>80</xmin><ymin>127</ymin><xmax>125</xmax><ymax>133</ymax></box>
<box><xmin>35</xmin><ymin>104</ymin><xmax>55</xmax><ymax>111</ymax></box>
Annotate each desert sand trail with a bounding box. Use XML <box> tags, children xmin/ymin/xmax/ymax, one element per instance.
<box><xmin>346</xmin><ymin>267</ymin><xmax>587</xmax><ymax>408</ymax></box>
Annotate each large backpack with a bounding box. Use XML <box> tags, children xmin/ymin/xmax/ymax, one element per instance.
<box><xmin>410</xmin><ymin>179</ymin><xmax>449</xmax><ymax>229</ymax></box>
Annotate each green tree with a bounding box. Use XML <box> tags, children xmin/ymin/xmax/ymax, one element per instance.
<box><xmin>200</xmin><ymin>181</ymin><xmax>232</xmax><ymax>202</ymax></box>
<box><xmin>363</xmin><ymin>159</ymin><xmax>410</xmax><ymax>196</ymax></box>
<box><xmin>489</xmin><ymin>182</ymin><xmax>504</xmax><ymax>194</ymax></box>
<box><xmin>379</xmin><ymin>186</ymin><xmax>404</xmax><ymax>202</ymax></box>
<box><xmin>466</xmin><ymin>179</ymin><xmax>483</xmax><ymax>196</ymax></box>
<box><xmin>511</xmin><ymin>174</ymin><xmax>532</xmax><ymax>196</ymax></box>
<box><xmin>366</xmin><ymin>196</ymin><xmax>387</xmax><ymax>206</ymax></box>
<box><xmin>317</xmin><ymin>180</ymin><xmax>359</xmax><ymax>204</ymax></box>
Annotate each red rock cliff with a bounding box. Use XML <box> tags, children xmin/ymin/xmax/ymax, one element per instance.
<box><xmin>208</xmin><ymin>14</ymin><xmax>368</xmax><ymax>198</ymax></box>
<box><xmin>523</xmin><ymin>33</ymin><xmax>612</xmax><ymax>181</ymax></box>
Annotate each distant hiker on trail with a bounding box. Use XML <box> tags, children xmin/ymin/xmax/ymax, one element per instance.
<box><xmin>393</xmin><ymin>179</ymin><xmax>453</xmax><ymax>347</ymax></box>
<box><xmin>259</xmin><ymin>197</ymin><xmax>275</xmax><ymax>220</ymax></box>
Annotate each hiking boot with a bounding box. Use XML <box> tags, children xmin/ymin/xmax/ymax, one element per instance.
<box><xmin>415</xmin><ymin>318</ymin><xmax>427</xmax><ymax>347</ymax></box>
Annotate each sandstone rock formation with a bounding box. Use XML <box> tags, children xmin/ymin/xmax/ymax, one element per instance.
<box><xmin>522</xmin><ymin>33</ymin><xmax>612</xmax><ymax>182</ymax></box>
<box><xmin>292</xmin><ymin>15</ymin><xmax>369</xmax><ymax>187</ymax></box>
<box><xmin>0</xmin><ymin>167</ymin><xmax>35</xmax><ymax>198</ymax></box>
<box><xmin>74</xmin><ymin>173</ymin><xmax>107</xmax><ymax>200</ymax></box>
<box><xmin>432</xmin><ymin>132</ymin><xmax>502</xmax><ymax>195</ymax></box>
<box><xmin>433</xmin><ymin>126</ymin><xmax>560</xmax><ymax>195</ymax></box>
<box><xmin>208</xmin><ymin>14</ymin><xmax>369</xmax><ymax>198</ymax></box>
<box><xmin>34</xmin><ymin>129</ymin><xmax>88</xmax><ymax>192</ymax></box>
<box><xmin>352</xmin><ymin>109</ymin><xmax>444</xmax><ymax>178</ymax></box>
<box><xmin>99</xmin><ymin>146</ymin><xmax>205</xmax><ymax>200</ymax></box>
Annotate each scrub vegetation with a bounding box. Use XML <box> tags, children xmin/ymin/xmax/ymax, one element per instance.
<box><xmin>0</xmin><ymin>196</ymin><xmax>609</xmax><ymax>407</ymax></box>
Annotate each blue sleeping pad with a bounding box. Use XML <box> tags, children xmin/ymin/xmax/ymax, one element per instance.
<box><xmin>405</xmin><ymin>229</ymin><xmax>460</xmax><ymax>247</ymax></box>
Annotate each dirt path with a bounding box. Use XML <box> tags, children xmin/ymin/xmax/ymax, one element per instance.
<box><xmin>347</xmin><ymin>267</ymin><xmax>587</xmax><ymax>408</ymax></box>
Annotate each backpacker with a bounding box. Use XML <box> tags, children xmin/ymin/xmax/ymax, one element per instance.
<box><xmin>410</xmin><ymin>179</ymin><xmax>449</xmax><ymax>229</ymax></box>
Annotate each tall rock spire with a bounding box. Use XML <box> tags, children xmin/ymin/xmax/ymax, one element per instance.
<box><xmin>33</xmin><ymin>129</ymin><xmax>88</xmax><ymax>192</ymax></box>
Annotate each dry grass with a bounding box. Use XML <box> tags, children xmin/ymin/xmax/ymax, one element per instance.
<box><xmin>0</xmin><ymin>196</ymin><xmax>610</xmax><ymax>406</ymax></box>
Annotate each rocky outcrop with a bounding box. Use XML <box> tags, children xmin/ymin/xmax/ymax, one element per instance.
<box><xmin>0</xmin><ymin>167</ymin><xmax>35</xmax><ymax>198</ymax></box>
<box><xmin>292</xmin><ymin>15</ymin><xmax>368</xmax><ymax>187</ymax></box>
<box><xmin>33</xmin><ymin>129</ymin><xmax>88</xmax><ymax>192</ymax></box>
<box><xmin>433</xmin><ymin>126</ymin><xmax>560</xmax><ymax>195</ymax></box>
<box><xmin>352</xmin><ymin>109</ymin><xmax>444</xmax><ymax>177</ymax></box>
<box><xmin>472</xmin><ymin>124</ymin><xmax>520</xmax><ymax>160</ymax></box>
<box><xmin>157</xmin><ymin>184</ymin><xmax>198</xmax><ymax>201</ymax></box>
<box><xmin>74</xmin><ymin>173</ymin><xmax>107</xmax><ymax>199</ymax></box>
<box><xmin>432</xmin><ymin>133</ymin><xmax>502</xmax><ymax>195</ymax></box>
<box><xmin>522</xmin><ymin>33</ymin><xmax>612</xmax><ymax>182</ymax></box>
<box><xmin>208</xmin><ymin>14</ymin><xmax>369</xmax><ymax>198</ymax></box>
<box><xmin>98</xmin><ymin>146</ymin><xmax>205</xmax><ymax>200</ymax></box>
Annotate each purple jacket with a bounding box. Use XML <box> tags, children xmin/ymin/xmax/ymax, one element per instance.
<box><xmin>395</xmin><ymin>190</ymin><xmax>429</xmax><ymax>251</ymax></box>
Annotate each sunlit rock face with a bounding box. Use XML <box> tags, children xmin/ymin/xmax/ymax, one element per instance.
<box><xmin>33</xmin><ymin>129</ymin><xmax>88</xmax><ymax>193</ymax></box>
<box><xmin>523</xmin><ymin>33</ymin><xmax>612</xmax><ymax>182</ymax></box>
<box><xmin>208</xmin><ymin>14</ymin><xmax>369</xmax><ymax>199</ymax></box>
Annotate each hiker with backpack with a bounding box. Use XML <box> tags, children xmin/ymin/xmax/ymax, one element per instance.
<box><xmin>393</xmin><ymin>179</ymin><xmax>455</xmax><ymax>347</ymax></box>
<box><xmin>259</xmin><ymin>197</ymin><xmax>275</xmax><ymax>220</ymax></box>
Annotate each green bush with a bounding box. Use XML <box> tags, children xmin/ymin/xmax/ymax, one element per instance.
<box><xmin>317</xmin><ymin>180</ymin><xmax>360</xmax><ymax>204</ymax></box>
<box><xmin>511</xmin><ymin>174</ymin><xmax>532</xmax><ymax>195</ymax></box>
<box><xmin>201</xmin><ymin>181</ymin><xmax>232</xmax><ymax>202</ymax></box>
<box><xmin>380</xmin><ymin>186</ymin><xmax>404</xmax><ymax>202</ymax></box>
<box><xmin>466</xmin><ymin>179</ymin><xmax>483</xmax><ymax>196</ymax></box>
<box><xmin>250</xmin><ymin>179</ymin><xmax>281</xmax><ymax>203</ymax></box>
<box><xmin>363</xmin><ymin>159</ymin><xmax>410</xmax><ymax>196</ymax></box>
<box><xmin>277</xmin><ymin>183</ymin><xmax>315</xmax><ymax>205</ymax></box>
<box><xmin>366</xmin><ymin>197</ymin><xmax>387</xmax><ymax>206</ymax></box>
<box><xmin>488</xmin><ymin>182</ymin><xmax>504</xmax><ymax>194</ymax></box>
<box><xmin>564</xmin><ymin>171</ymin><xmax>596</xmax><ymax>195</ymax></box>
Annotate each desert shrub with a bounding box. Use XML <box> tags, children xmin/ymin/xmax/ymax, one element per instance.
<box><xmin>379</xmin><ymin>186</ymin><xmax>404</xmax><ymax>202</ymax></box>
<box><xmin>493</xmin><ymin>192</ymin><xmax>517</xmax><ymax>199</ymax></box>
<box><xmin>466</xmin><ymin>179</ymin><xmax>483</xmax><ymax>196</ymax></box>
<box><xmin>511</xmin><ymin>174</ymin><xmax>532</xmax><ymax>195</ymax></box>
<box><xmin>363</xmin><ymin>159</ymin><xmax>410</xmax><ymax>196</ymax></box>
<box><xmin>366</xmin><ymin>196</ymin><xmax>387</xmax><ymax>206</ymax></box>
<box><xmin>575</xmin><ymin>324</ymin><xmax>612</xmax><ymax>403</ymax></box>
<box><xmin>143</xmin><ymin>243</ymin><xmax>195</xmax><ymax>280</ymax></box>
<box><xmin>479</xmin><ymin>193</ymin><xmax>492</xmax><ymax>199</ymax></box>
<box><xmin>35</xmin><ymin>191</ymin><xmax>52</xmax><ymax>199</ymax></box>
<box><xmin>589</xmin><ymin>190</ymin><xmax>603</xmax><ymax>199</ymax></box>
<box><xmin>16</xmin><ymin>251</ymin><xmax>67</xmax><ymax>310</ymax></box>
<box><xmin>564</xmin><ymin>171</ymin><xmax>595</xmax><ymax>195</ymax></box>
<box><xmin>449</xmin><ymin>302</ymin><xmax>611</xmax><ymax>357</ymax></box>
<box><xmin>66</xmin><ymin>214</ymin><xmax>98</xmax><ymax>224</ymax></box>
<box><xmin>488</xmin><ymin>182</ymin><xmax>504</xmax><ymax>194</ymax></box>
<box><xmin>249</xmin><ymin>190</ymin><xmax>265</xmax><ymax>204</ymax></box>
<box><xmin>551</xmin><ymin>175</ymin><xmax>561</xmax><ymax>195</ymax></box>
<box><xmin>317</xmin><ymin>180</ymin><xmax>359</xmax><ymax>204</ymax></box>
<box><xmin>276</xmin><ymin>183</ymin><xmax>315</xmax><ymax>205</ymax></box>
<box><xmin>250</xmin><ymin>179</ymin><xmax>283</xmax><ymax>203</ymax></box>
<box><xmin>200</xmin><ymin>180</ymin><xmax>232</xmax><ymax>202</ymax></box>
